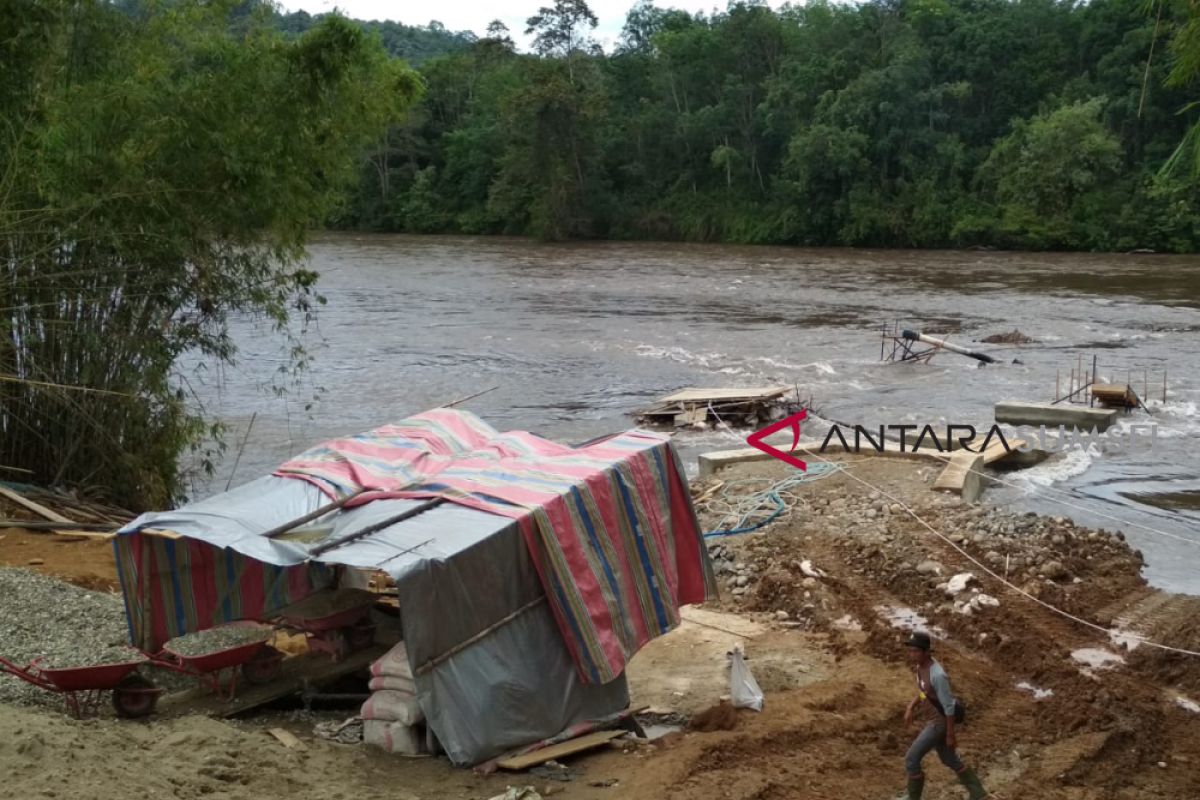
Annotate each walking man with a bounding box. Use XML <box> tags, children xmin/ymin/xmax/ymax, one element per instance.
<box><xmin>902</xmin><ymin>631</ymin><xmax>988</xmax><ymax>799</ymax></box>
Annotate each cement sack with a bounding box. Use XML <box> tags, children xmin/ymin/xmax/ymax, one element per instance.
<box><xmin>367</xmin><ymin>674</ymin><xmax>416</xmax><ymax>694</ymax></box>
<box><xmin>361</xmin><ymin>690</ymin><xmax>424</xmax><ymax>725</ymax></box>
<box><xmin>363</xmin><ymin>719</ymin><xmax>423</xmax><ymax>755</ymax></box>
<box><xmin>370</xmin><ymin>641</ymin><xmax>414</xmax><ymax>680</ymax></box>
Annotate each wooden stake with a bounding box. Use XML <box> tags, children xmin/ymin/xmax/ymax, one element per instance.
<box><xmin>309</xmin><ymin>498</ymin><xmax>443</xmax><ymax>557</ymax></box>
<box><xmin>225</xmin><ymin>411</ymin><xmax>257</xmax><ymax>492</ymax></box>
<box><xmin>438</xmin><ymin>385</ymin><xmax>499</xmax><ymax>410</ymax></box>
<box><xmin>415</xmin><ymin>595</ymin><xmax>547</xmax><ymax>676</ymax></box>
<box><xmin>264</xmin><ymin>488</ymin><xmax>368</xmax><ymax>539</ymax></box>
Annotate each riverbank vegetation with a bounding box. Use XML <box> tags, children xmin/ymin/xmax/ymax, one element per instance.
<box><xmin>0</xmin><ymin>0</ymin><xmax>417</xmax><ymax>507</ymax></box>
<box><xmin>344</xmin><ymin>0</ymin><xmax>1200</xmax><ymax>252</ymax></box>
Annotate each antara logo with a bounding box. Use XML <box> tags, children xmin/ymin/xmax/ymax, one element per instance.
<box><xmin>746</xmin><ymin>416</ymin><xmax>1159</xmax><ymax>460</ymax></box>
<box><xmin>745</xmin><ymin>410</ymin><xmax>809</xmax><ymax>471</ymax></box>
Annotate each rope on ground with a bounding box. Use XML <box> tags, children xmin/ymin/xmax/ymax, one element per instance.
<box><xmin>799</xmin><ymin>446</ymin><xmax>1200</xmax><ymax>659</ymax></box>
<box><xmin>701</xmin><ymin>462</ymin><xmax>843</xmax><ymax>538</ymax></box>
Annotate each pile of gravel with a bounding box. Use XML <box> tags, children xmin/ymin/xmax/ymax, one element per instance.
<box><xmin>0</xmin><ymin>568</ymin><xmax>134</xmax><ymax>707</ymax></box>
<box><xmin>165</xmin><ymin>625</ymin><xmax>269</xmax><ymax>657</ymax></box>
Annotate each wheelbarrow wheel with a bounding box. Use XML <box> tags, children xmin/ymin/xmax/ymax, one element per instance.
<box><xmin>113</xmin><ymin>674</ymin><xmax>158</xmax><ymax>719</ymax></box>
<box><xmin>241</xmin><ymin>645</ymin><xmax>283</xmax><ymax>685</ymax></box>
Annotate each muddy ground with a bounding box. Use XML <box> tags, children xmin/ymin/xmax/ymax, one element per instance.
<box><xmin>3</xmin><ymin>454</ymin><xmax>1200</xmax><ymax>799</ymax></box>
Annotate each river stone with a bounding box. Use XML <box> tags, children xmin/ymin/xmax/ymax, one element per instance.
<box><xmin>916</xmin><ymin>560</ymin><xmax>944</xmax><ymax>576</ymax></box>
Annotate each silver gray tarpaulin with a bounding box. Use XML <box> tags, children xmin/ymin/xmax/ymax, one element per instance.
<box><xmin>120</xmin><ymin>475</ymin><xmax>629</xmax><ymax>765</ymax></box>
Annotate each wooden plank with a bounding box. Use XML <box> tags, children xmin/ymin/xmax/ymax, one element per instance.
<box><xmin>982</xmin><ymin>438</ymin><xmax>1024</xmax><ymax>465</ymax></box>
<box><xmin>932</xmin><ymin>451</ymin><xmax>986</xmax><ymax>503</ymax></box>
<box><xmin>157</xmin><ymin>644</ymin><xmax>386</xmax><ymax>719</ymax></box>
<box><xmin>52</xmin><ymin>529</ymin><xmax>116</xmax><ymax>540</ymax></box>
<box><xmin>496</xmin><ymin>730</ymin><xmax>627</xmax><ymax>770</ymax></box>
<box><xmin>1091</xmin><ymin>384</ymin><xmax>1139</xmax><ymax>408</ymax></box>
<box><xmin>659</xmin><ymin>386</ymin><xmax>790</xmax><ymax>404</ymax></box>
<box><xmin>0</xmin><ymin>485</ymin><xmax>76</xmax><ymax>524</ymax></box>
<box><xmin>141</xmin><ymin>527</ymin><xmax>185</xmax><ymax>540</ymax></box>
<box><xmin>674</xmin><ymin>408</ymin><xmax>708</xmax><ymax>427</ymax></box>
<box><xmin>268</xmin><ymin>728</ymin><xmax>307</xmax><ymax>750</ymax></box>
<box><xmin>0</xmin><ymin>518</ymin><xmax>113</xmax><ymax>532</ymax></box>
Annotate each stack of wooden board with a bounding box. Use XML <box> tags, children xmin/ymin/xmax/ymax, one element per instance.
<box><xmin>1090</xmin><ymin>383</ymin><xmax>1141</xmax><ymax>410</ymax></box>
<box><xmin>634</xmin><ymin>386</ymin><xmax>795</xmax><ymax>429</ymax></box>
<box><xmin>0</xmin><ymin>485</ymin><xmax>127</xmax><ymax>538</ymax></box>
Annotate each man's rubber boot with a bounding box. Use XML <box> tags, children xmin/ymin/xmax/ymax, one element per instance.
<box><xmin>906</xmin><ymin>776</ymin><xmax>925</xmax><ymax>800</ymax></box>
<box><xmin>957</xmin><ymin>768</ymin><xmax>988</xmax><ymax>800</ymax></box>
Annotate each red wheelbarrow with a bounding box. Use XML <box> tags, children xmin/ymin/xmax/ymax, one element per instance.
<box><xmin>149</xmin><ymin>624</ymin><xmax>283</xmax><ymax>701</ymax></box>
<box><xmin>0</xmin><ymin>654</ymin><xmax>160</xmax><ymax>718</ymax></box>
<box><xmin>275</xmin><ymin>598</ymin><xmax>376</xmax><ymax>661</ymax></box>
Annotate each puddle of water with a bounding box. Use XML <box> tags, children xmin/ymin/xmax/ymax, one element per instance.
<box><xmin>1174</xmin><ymin>695</ymin><xmax>1200</xmax><ymax>714</ymax></box>
<box><xmin>1016</xmin><ymin>681</ymin><xmax>1054</xmax><ymax>700</ymax></box>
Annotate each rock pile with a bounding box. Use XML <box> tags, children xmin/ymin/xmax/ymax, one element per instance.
<box><xmin>0</xmin><ymin>569</ymin><xmax>132</xmax><ymax>706</ymax></box>
<box><xmin>707</xmin><ymin>541</ymin><xmax>760</xmax><ymax>598</ymax></box>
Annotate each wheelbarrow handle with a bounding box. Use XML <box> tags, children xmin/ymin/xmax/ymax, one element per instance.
<box><xmin>0</xmin><ymin>655</ymin><xmax>56</xmax><ymax>690</ymax></box>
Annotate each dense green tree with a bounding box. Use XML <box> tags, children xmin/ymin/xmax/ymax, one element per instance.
<box><xmin>962</xmin><ymin>99</ymin><xmax>1125</xmax><ymax>248</ymax></box>
<box><xmin>337</xmin><ymin>0</ymin><xmax>1200</xmax><ymax>252</ymax></box>
<box><xmin>1164</xmin><ymin>0</ymin><xmax>1200</xmax><ymax>174</ymax></box>
<box><xmin>0</xmin><ymin>0</ymin><xmax>418</xmax><ymax>506</ymax></box>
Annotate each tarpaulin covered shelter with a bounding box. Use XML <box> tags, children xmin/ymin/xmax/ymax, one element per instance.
<box><xmin>114</xmin><ymin>409</ymin><xmax>716</xmax><ymax>764</ymax></box>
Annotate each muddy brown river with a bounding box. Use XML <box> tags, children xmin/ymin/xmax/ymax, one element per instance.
<box><xmin>193</xmin><ymin>234</ymin><xmax>1200</xmax><ymax>592</ymax></box>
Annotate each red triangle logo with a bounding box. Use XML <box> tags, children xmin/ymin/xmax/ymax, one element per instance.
<box><xmin>745</xmin><ymin>410</ymin><xmax>808</xmax><ymax>471</ymax></box>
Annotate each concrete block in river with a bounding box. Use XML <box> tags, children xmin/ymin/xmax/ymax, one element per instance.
<box><xmin>994</xmin><ymin>401</ymin><xmax>1119</xmax><ymax>432</ymax></box>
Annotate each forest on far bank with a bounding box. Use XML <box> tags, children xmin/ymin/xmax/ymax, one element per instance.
<box><xmin>334</xmin><ymin>0</ymin><xmax>1200</xmax><ymax>253</ymax></box>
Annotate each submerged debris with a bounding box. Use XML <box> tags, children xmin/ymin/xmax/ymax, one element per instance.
<box><xmin>634</xmin><ymin>386</ymin><xmax>803</xmax><ymax>429</ymax></box>
<box><xmin>981</xmin><ymin>329</ymin><xmax>1037</xmax><ymax>344</ymax></box>
<box><xmin>0</xmin><ymin>568</ymin><xmax>131</xmax><ymax>706</ymax></box>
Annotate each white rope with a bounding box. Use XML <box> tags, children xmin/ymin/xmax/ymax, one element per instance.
<box><xmin>701</xmin><ymin>404</ymin><xmax>1200</xmax><ymax>659</ymax></box>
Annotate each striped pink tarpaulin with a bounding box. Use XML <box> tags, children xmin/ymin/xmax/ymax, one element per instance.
<box><xmin>275</xmin><ymin>410</ymin><xmax>717</xmax><ymax>683</ymax></box>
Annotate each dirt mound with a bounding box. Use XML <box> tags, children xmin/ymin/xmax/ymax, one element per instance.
<box><xmin>689</xmin><ymin>701</ymin><xmax>739</xmax><ymax>732</ymax></box>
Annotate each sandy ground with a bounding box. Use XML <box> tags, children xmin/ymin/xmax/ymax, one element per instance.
<box><xmin>4</xmin><ymin>454</ymin><xmax>1200</xmax><ymax>799</ymax></box>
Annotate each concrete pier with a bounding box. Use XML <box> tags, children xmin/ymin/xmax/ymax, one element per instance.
<box><xmin>994</xmin><ymin>401</ymin><xmax>1120</xmax><ymax>432</ymax></box>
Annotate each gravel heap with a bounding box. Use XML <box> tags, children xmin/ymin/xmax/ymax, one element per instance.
<box><xmin>0</xmin><ymin>568</ymin><xmax>135</xmax><ymax>706</ymax></box>
<box><xmin>166</xmin><ymin>625</ymin><xmax>270</xmax><ymax>657</ymax></box>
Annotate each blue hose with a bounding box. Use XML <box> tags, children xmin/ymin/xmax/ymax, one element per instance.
<box><xmin>702</xmin><ymin>462</ymin><xmax>841</xmax><ymax>538</ymax></box>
